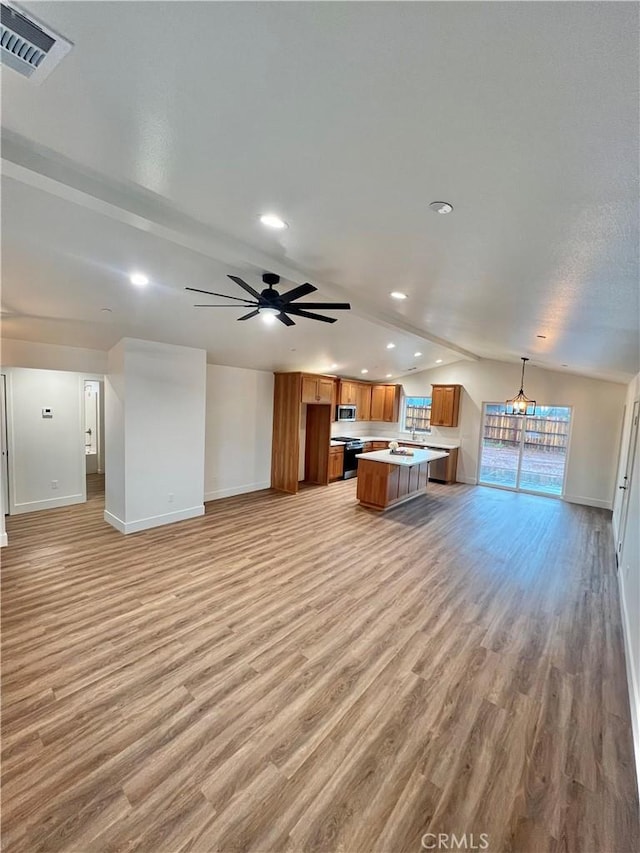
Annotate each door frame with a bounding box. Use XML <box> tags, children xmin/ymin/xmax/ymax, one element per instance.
<box><xmin>616</xmin><ymin>399</ymin><xmax>639</xmax><ymax>561</ymax></box>
<box><xmin>0</xmin><ymin>374</ymin><xmax>9</xmax><ymax>515</ymax></box>
<box><xmin>477</xmin><ymin>401</ymin><xmax>573</xmax><ymax>498</ymax></box>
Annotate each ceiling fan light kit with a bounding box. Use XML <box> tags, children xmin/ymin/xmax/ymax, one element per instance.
<box><xmin>186</xmin><ymin>273</ymin><xmax>351</xmax><ymax>327</ymax></box>
<box><xmin>506</xmin><ymin>357</ymin><xmax>536</xmax><ymax>416</ymax></box>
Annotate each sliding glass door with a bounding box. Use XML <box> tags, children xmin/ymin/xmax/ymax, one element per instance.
<box><xmin>479</xmin><ymin>404</ymin><xmax>571</xmax><ymax>496</ymax></box>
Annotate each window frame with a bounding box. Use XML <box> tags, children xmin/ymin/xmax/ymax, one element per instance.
<box><xmin>401</xmin><ymin>395</ymin><xmax>432</xmax><ymax>434</ymax></box>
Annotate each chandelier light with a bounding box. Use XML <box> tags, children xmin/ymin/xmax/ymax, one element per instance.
<box><xmin>506</xmin><ymin>357</ymin><xmax>536</xmax><ymax>416</ymax></box>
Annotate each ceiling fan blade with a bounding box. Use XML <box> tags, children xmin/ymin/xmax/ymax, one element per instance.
<box><xmin>228</xmin><ymin>275</ymin><xmax>262</xmax><ymax>300</ymax></box>
<box><xmin>288</xmin><ymin>302</ymin><xmax>351</xmax><ymax>310</ymax></box>
<box><xmin>276</xmin><ymin>312</ymin><xmax>295</xmax><ymax>326</ymax></box>
<box><xmin>193</xmin><ymin>304</ymin><xmax>256</xmax><ymax>307</ymax></box>
<box><xmin>285</xmin><ymin>307</ymin><xmax>338</xmax><ymax>324</ymax></box>
<box><xmin>237</xmin><ymin>310</ymin><xmax>261</xmax><ymax>321</ymax></box>
<box><xmin>186</xmin><ymin>287</ymin><xmax>257</xmax><ymax>304</ymax></box>
<box><xmin>279</xmin><ymin>282</ymin><xmax>317</xmax><ymax>304</ymax></box>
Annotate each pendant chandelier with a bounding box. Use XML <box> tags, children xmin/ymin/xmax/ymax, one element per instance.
<box><xmin>506</xmin><ymin>357</ymin><xmax>536</xmax><ymax>416</ymax></box>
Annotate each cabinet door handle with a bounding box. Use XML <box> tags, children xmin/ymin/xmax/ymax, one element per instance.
<box><xmin>619</xmin><ymin>485</ymin><xmax>627</xmax><ymax>490</ymax></box>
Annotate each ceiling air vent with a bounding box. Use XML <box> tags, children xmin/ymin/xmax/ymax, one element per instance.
<box><xmin>1</xmin><ymin>2</ymin><xmax>72</xmax><ymax>82</ymax></box>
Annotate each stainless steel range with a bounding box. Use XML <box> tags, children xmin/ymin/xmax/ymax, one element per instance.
<box><xmin>332</xmin><ymin>436</ymin><xmax>365</xmax><ymax>479</ymax></box>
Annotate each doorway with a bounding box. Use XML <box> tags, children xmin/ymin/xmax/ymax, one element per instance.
<box><xmin>84</xmin><ymin>380</ymin><xmax>104</xmax><ymax>500</ymax></box>
<box><xmin>617</xmin><ymin>400</ymin><xmax>639</xmax><ymax>560</ymax></box>
<box><xmin>478</xmin><ymin>403</ymin><xmax>572</xmax><ymax>497</ymax></box>
<box><xmin>1</xmin><ymin>374</ymin><xmax>8</xmax><ymax>514</ymax></box>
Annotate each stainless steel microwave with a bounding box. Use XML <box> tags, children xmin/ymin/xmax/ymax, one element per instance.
<box><xmin>336</xmin><ymin>404</ymin><xmax>357</xmax><ymax>422</ymax></box>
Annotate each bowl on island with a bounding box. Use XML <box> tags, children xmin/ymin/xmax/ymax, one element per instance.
<box><xmin>388</xmin><ymin>440</ymin><xmax>399</xmax><ymax>451</ymax></box>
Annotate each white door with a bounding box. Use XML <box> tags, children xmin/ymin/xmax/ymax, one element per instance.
<box><xmin>617</xmin><ymin>400</ymin><xmax>639</xmax><ymax>560</ymax></box>
<box><xmin>0</xmin><ymin>375</ymin><xmax>9</xmax><ymax>514</ymax></box>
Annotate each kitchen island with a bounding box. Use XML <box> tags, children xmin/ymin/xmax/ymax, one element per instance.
<box><xmin>355</xmin><ymin>448</ymin><xmax>449</xmax><ymax>511</ymax></box>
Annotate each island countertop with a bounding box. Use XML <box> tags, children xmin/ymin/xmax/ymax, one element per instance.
<box><xmin>355</xmin><ymin>448</ymin><xmax>449</xmax><ymax>467</ymax></box>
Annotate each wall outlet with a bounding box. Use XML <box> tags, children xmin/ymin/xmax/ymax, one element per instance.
<box><xmin>51</xmin><ymin>480</ymin><xmax>59</xmax><ymax>490</ymax></box>
<box><xmin>168</xmin><ymin>493</ymin><xmax>174</xmax><ymax>503</ymax></box>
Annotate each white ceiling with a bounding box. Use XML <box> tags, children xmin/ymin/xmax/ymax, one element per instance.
<box><xmin>1</xmin><ymin>1</ymin><xmax>638</xmax><ymax>383</ymax></box>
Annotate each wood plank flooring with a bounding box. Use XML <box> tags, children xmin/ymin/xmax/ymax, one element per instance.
<box><xmin>1</xmin><ymin>476</ymin><xmax>638</xmax><ymax>852</ymax></box>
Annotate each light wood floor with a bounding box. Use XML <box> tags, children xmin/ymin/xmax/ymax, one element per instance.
<box><xmin>1</xmin><ymin>476</ymin><xmax>638</xmax><ymax>852</ymax></box>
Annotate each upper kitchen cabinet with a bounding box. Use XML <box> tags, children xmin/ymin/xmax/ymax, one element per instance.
<box><xmin>356</xmin><ymin>383</ymin><xmax>372</xmax><ymax>421</ymax></box>
<box><xmin>370</xmin><ymin>385</ymin><xmax>386</xmax><ymax>421</ymax></box>
<box><xmin>301</xmin><ymin>374</ymin><xmax>334</xmax><ymax>404</ymax></box>
<box><xmin>339</xmin><ymin>380</ymin><xmax>358</xmax><ymax>406</ymax></box>
<box><xmin>430</xmin><ymin>384</ymin><xmax>462</xmax><ymax>427</ymax></box>
<box><xmin>370</xmin><ymin>384</ymin><xmax>401</xmax><ymax>423</ymax></box>
<box><xmin>383</xmin><ymin>384</ymin><xmax>401</xmax><ymax>422</ymax></box>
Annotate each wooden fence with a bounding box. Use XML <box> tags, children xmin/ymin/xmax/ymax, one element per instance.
<box><xmin>483</xmin><ymin>414</ymin><xmax>569</xmax><ymax>451</ymax></box>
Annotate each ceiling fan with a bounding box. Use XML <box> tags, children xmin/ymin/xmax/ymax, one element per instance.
<box><xmin>186</xmin><ymin>273</ymin><xmax>351</xmax><ymax>326</ymax></box>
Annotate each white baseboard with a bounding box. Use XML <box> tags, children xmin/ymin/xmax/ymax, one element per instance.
<box><xmin>0</xmin><ymin>531</ymin><xmax>8</xmax><ymax>547</ymax></box>
<box><xmin>104</xmin><ymin>505</ymin><xmax>204</xmax><ymax>535</ymax></box>
<box><xmin>618</xmin><ymin>567</ymin><xmax>640</xmax><ymax>798</ymax></box>
<box><xmin>10</xmin><ymin>493</ymin><xmax>85</xmax><ymax>514</ymax></box>
<box><xmin>563</xmin><ymin>494</ymin><xmax>613</xmax><ymax>510</ymax></box>
<box><xmin>204</xmin><ymin>481</ymin><xmax>271</xmax><ymax>502</ymax></box>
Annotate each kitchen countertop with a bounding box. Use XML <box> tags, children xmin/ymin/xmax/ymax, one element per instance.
<box><xmin>332</xmin><ymin>436</ymin><xmax>460</xmax><ymax>450</ymax></box>
<box><xmin>356</xmin><ymin>448</ymin><xmax>449</xmax><ymax>467</ymax></box>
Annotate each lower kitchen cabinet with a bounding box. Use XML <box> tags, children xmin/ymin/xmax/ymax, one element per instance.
<box><xmin>328</xmin><ymin>446</ymin><xmax>344</xmax><ymax>481</ymax></box>
<box><xmin>399</xmin><ymin>443</ymin><xmax>458</xmax><ymax>483</ymax></box>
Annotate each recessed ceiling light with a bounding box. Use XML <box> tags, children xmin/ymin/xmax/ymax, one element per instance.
<box><xmin>100</xmin><ymin>307</ymin><xmax>112</xmax><ymax>313</ymax></box>
<box><xmin>562</xmin><ymin>363</ymin><xmax>568</xmax><ymax>367</ymax></box>
<box><xmin>435</xmin><ymin>359</ymin><xmax>443</xmax><ymax>364</ymax></box>
<box><xmin>390</xmin><ymin>291</ymin><xmax>407</xmax><ymax>300</ymax></box>
<box><xmin>414</xmin><ymin>352</ymin><xmax>422</xmax><ymax>357</ymax></box>
<box><xmin>429</xmin><ymin>201</ymin><xmax>453</xmax><ymax>214</ymax></box>
<box><xmin>331</xmin><ymin>363</ymin><xmax>338</xmax><ymax>369</ymax></box>
<box><xmin>386</xmin><ymin>374</ymin><xmax>393</xmax><ymax>378</ymax></box>
<box><xmin>129</xmin><ymin>272</ymin><xmax>149</xmax><ymax>286</ymax></box>
<box><xmin>361</xmin><ymin>368</ymin><xmax>369</xmax><ymax>374</ymax></box>
<box><xmin>259</xmin><ymin>213</ymin><xmax>288</xmax><ymax>230</ymax></box>
<box><xmin>386</xmin><ymin>343</ymin><xmax>396</xmax><ymax>349</ymax></box>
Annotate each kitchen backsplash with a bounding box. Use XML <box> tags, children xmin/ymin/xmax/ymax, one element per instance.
<box><xmin>330</xmin><ymin>421</ymin><xmax>400</xmax><ymax>438</ymax></box>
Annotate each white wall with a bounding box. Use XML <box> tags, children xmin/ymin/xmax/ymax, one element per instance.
<box><xmin>104</xmin><ymin>342</ymin><xmax>125</xmax><ymax>524</ymax></box>
<box><xmin>4</xmin><ymin>368</ymin><xmax>86</xmax><ymax>514</ymax></box>
<box><xmin>104</xmin><ymin>339</ymin><xmax>207</xmax><ymax>533</ymax></box>
<box><xmin>1</xmin><ymin>338</ymin><xmax>108</xmax><ymax>374</ymax></box>
<box><xmin>0</xmin><ymin>473</ymin><xmax>7</xmax><ymax>547</ymax></box>
<box><xmin>205</xmin><ymin>364</ymin><xmax>273</xmax><ymax>500</ymax></box>
<box><xmin>612</xmin><ymin>372</ymin><xmax>640</xmax><ymax>788</ymax></box>
<box><xmin>398</xmin><ymin>359</ymin><xmax>626</xmax><ymax>508</ymax></box>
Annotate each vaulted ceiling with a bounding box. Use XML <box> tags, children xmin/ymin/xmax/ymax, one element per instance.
<box><xmin>1</xmin><ymin>1</ymin><xmax>638</xmax><ymax>382</ymax></box>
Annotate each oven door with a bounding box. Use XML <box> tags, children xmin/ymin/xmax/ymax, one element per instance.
<box><xmin>343</xmin><ymin>444</ymin><xmax>364</xmax><ymax>479</ymax></box>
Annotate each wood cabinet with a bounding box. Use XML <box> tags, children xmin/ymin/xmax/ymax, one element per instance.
<box><xmin>398</xmin><ymin>441</ymin><xmax>459</xmax><ymax>484</ymax></box>
<box><xmin>383</xmin><ymin>384</ymin><xmax>401</xmax><ymax>423</ymax></box>
<box><xmin>273</xmin><ymin>372</ymin><xmax>333</xmax><ymax>494</ymax></box>
<box><xmin>370</xmin><ymin>385</ymin><xmax>386</xmax><ymax>421</ymax></box>
<box><xmin>356</xmin><ymin>383</ymin><xmax>372</xmax><ymax>421</ymax></box>
<box><xmin>370</xmin><ymin>384</ymin><xmax>401</xmax><ymax>423</ymax></box>
<box><xmin>328</xmin><ymin>446</ymin><xmax>344</xmax><ymax>481</ymax></box>
<box><xmin>339</xmin><ymin>380</ymin><xmax>358</xmax><ymax>405</ymax></box>
<box><xmin>427</xmin><ymin>447</ymin><xmax>458</xmax><ymax>484</ymax></box>
<box><xmin>357</xmin><ymin>457</ymin><xmax>430</xmax><ymax>511</ymax></box>
<box><xmin>301</xmin><ymin>374</ymin><xmax>334</xmax><ymax>404</ymax></box>
<box><xmin>430</xmin><ymin>384</ymin><xmax>462</xmax><ymax>427</ymax></box>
